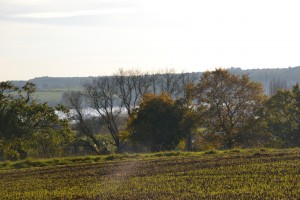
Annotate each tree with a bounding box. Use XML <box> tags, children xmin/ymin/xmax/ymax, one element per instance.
<box><xmin>114</xmin><ymin>68</ymin><xmax>151</xmax><ymax>115</ymax></box>
<box><xmin>263</xmin><ymin>84</ymin><xmax>300</xmax><ymax>147</ymax></box>
<box><xmin>174</xmin><ymin>83</ymin><xmax>199</xmax><ymax>150</ymax></box>
<box><xmin>0</xmin><ymin>82</ymin><xmax>72</xmax><ymax>160</ymax></box>
<box><xmin>154</xmin><ymin>69</ymin><xmax>199</xmax><ymax>98</ymax></box>
<box><xmin>83</xmin><ymin>77</ymin><xmax>125</xmax><ymax>152</ymax></box>
<box><xmin>62</xmin><ymin>91</ymin><xmax>109</xmax><ymax>154</ymax></box>
<box><xmin>269</xmin><ymin>78</ymin><xmax>288</xmax><ymax>96</ymax></box>
<box><xmin>194</xmin><ymin>69</ymin><xmax>266</xmax><ymax>149</ymax></box>
<box><xmin>66</xmin><ymin>68</ymin><xmax>199</xmax><ymax>153</ymax></box>
<box><xmin>127</xmin><ymin>93</ymin><xmax>186</xmax><ymax>152</ymax></box>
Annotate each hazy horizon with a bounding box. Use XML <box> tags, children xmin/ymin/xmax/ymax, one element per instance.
<box><xmin>6</xmin><ymin>65</ymin><xmax>300</xmax><ymax>82</ymax></box>
<box><xmin>1</xmin><ymin>0</ymin><xmax>300</xmax><ymax>81</ymax></box>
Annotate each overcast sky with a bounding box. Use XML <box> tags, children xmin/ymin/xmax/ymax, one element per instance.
<box><xmin>1</xmin><ymin>0</ymin><xmax>300</xmax><ymax>81</ymax></box>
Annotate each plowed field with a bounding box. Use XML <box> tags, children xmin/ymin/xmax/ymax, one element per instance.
<box><xmin>1</xmin><ymin>149</ymin><xmax>299</xmax><ymax>199</ymax></box>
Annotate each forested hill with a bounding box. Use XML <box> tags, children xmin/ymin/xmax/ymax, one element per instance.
<box><xmin>9</xmin><ymin>66</ymin><xmax>300</xmax><ymax>105</ymax></box>
<box><xmin>12</xmin><ymin>66</ymin><xmax>300</xmax><ymax>91</ymax></box>
<box><xmin>228</xmin><ymin>66</ymin><xmax>300</xmax><ymax>92</ymax></box>
<box><xmin>12</xmin><ymin>76</ymin><xmax>92</xmax><ymax>90</ymax></box>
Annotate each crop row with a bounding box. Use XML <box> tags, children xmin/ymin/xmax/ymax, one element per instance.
<box><xmin>0</xmin><ymin>149</ymin><xmax>299</xmax><ymax>199</ymax></box>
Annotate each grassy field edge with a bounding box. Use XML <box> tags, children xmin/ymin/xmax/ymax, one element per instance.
<box><xmin>1</xmin><ymin>148</ymin><xmax>299</xmax><ymax>170</ymax></box>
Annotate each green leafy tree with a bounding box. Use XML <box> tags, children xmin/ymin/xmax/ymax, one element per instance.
<box><xmin>0</xmin><ymin>82</ymin><xmax>72</xmax><ymax>160</ymax></box>
<box><xmin>263</xmin><ymin>84</ymin><xmax>300</xmax><ymax>147</ymax></box>
<box><xmin>127</xmin><ymin>93</ymin><xmax>186</xmax><ymax>152</ymax></box>
<box><xmin>174</xmin><ymin>83</ymin><xmax>199</xmax><ymax>150</ymax></box>
<box><xmin>194</xmin><ymin>69</ymin><xmax>266</xmax><ymax>149</ymax></box>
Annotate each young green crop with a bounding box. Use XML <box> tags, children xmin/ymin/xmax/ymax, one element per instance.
<box><xmin>0</xmin><ymin>148</ymin><xmax>299</xmax><ymax>199</ymax></box>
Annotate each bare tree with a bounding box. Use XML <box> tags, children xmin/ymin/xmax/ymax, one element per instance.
<box><xmin>63</xmin><ymin>91</ymin><xmax>109</xmax><ymax>154</ymax></box>
<box><xmin>114</xmin><ymin>68</ymin><xmax>151</xmax><ymax>115</ymax></box>
<box><xmin>83</xmin><ymin>77</ymin><xmax>124</xmax><ymax>152</ymax></box>
<box><xmin>156</xmin><ymin>69</ymin><xmax>199</xmax><ymax>98</ymax></box>
<box><xmin>176</xmin><ymin>72</ymin><xmax>199</xmax><ymax>98</ymax></box>
<box><xmin>64</xmin><ymin>68</ymin><xmax>200</xmax><ymax>153</ymax></box>
<box><xmin>147</xmin><ymin>71</ymin><xmax>160</xmax><ymax>95</ymax></box>
<box><xmin>135</xmin><ymin>70</ymin><xmax>153</xmax><ymax>100</ymax></box>
<box><xmin>157</xmin><ymin>68</ymin><xmax>180</xmax><ymax>97</ymax></box>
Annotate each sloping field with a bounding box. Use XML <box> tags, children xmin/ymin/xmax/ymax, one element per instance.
<box><xmin>0</xmin><ymin>149</ymin><xmax>299</xmax><ymax>199</ymax></box>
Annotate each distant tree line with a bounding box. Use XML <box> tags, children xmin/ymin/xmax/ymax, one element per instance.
<box><xmin>11</xmin><ymin>66</ymin><xmax>300</xmax><ymax>105</ymax></box>
<box><xmin>63</xmin><ymin>69</ymin><xmax>198</xmax><ymax>153</ymax></box>
<box><xmin>63</xmin><ymin>68</ymin><xmax>300</xmax><ymax>154</ymax></box>
<box><xmin>1</xmin><ymin>68</ymin><xmax>300</xmax><ymax>161</ymax></box>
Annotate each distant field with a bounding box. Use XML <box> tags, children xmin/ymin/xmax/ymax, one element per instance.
<box><xmin>34</xmin><ymin>89</ymin><xmax>83</xmax><ymax>105</ymax></box>
<box><xmin>10</xmin><ymin>89</ymin><xmax>69</xmax><ymax>106</ymax></box>
<box><xmin>34</xmin><ymin>90</ymin><xmax>66</xmax><ymax>104</ymax></box>
<box><xmin>34</xmin><ymin>89</ymin><xmax>84</xmax><ymax>105</ymax></box>
<box><xmin>0</xmin><ymin>149</ymin><xmax>299</xmax><ymax>199</ymax></box>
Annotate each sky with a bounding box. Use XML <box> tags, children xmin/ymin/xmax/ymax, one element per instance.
<box><xmin>1</xmin><ymin>0</ymin><xmax>300</xmax><ymax>81</ymax></box>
